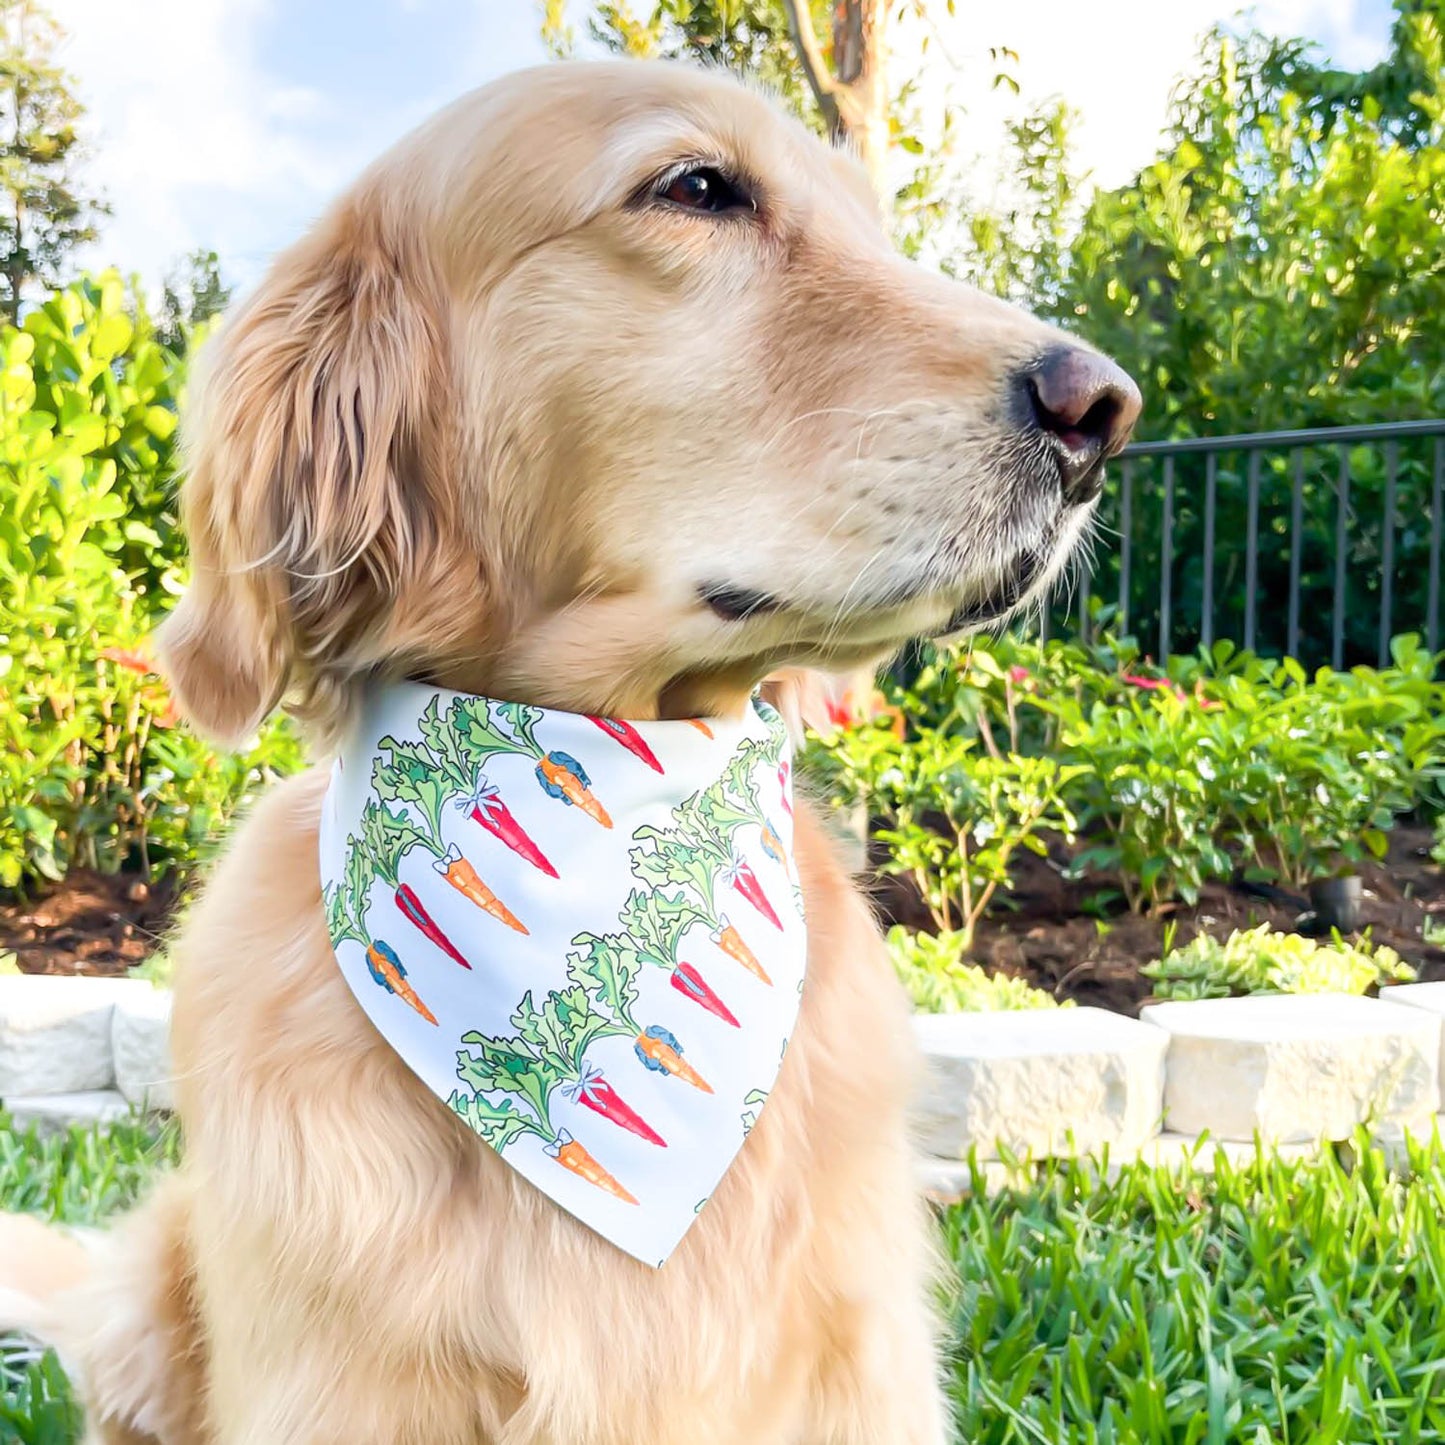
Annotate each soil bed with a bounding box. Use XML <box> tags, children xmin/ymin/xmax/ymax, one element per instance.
<box><xmin>868</xmin><ymin>823</ymin><xmax>1445</xmax><ymax>1016</ymax></box>
<box><xmin>8</xmin><ymin>828</ymin><xmax>1445</xmax><ymax>1013</ymax></box>
<box><xmin>0</xmin><ymin>869</ymin><xmax>180</xmax><ymax>977</ymax></box>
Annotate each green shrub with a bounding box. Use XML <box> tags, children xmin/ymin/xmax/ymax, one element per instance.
<box><xmin>0</xmin><ymin>275</ymin><xmax>305</xmax><ymax>889</ymax></box>
<box><xmin>885</xmin><ymin>926</ymin><xmax>1067</xmax><ymax>1012</ymax></box>
<box><xmin>807</xmin><ymin>715</ymin><xmax>1081</xmax><ymax>950</ymax></box>
<box><xmin>1142</xmin><ymin>923</ymin><xmax>1416</xmax><ymax>1001</ymax></box>
<box><xmin>823</xmin><ymin>631</ymin><xmax>1445</xmax><ymax>925</ymax></box>
<box><xmin>1057</xmin><ymin>685</ymin><xmax>1235</xmax><ymax>912</ymax></box>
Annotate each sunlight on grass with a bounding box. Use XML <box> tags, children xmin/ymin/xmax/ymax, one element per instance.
<box><xmin>2</xmin><ymin>1119</ymin><xmax>1442</xmax><ymax>1442</ymax></box>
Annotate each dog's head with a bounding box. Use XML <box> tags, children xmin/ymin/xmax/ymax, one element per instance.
<box><xmin>159</xmin><ymin>62</ymin><xmax>1139</xmax><ymax>744</ymax></box>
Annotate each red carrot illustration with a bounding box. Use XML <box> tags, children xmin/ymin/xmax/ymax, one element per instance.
<box><xmin>778</xmin><ymin>760</ymin><xmax>793</xmax><ymax>816</ymax></box>
<box><xmin>392</xmin><ymin>881</ymin><xmax>473</xmax><ymax>969</ymax></box>
<box><xmin>670</xmin><ymin>962</ymin><xmax>740</xmax><ymax>1027</ymax></box>
<box><xmin>728</xmin><ymin>855</ymin><xmax>784</xmax><ymax>931</ymax></box>
<box><xmin>464</xmin><ymin>778</ymin><xmax>558</xmax><ymax>877</ymax></box>
<box><xmin>380</xmin><ymin>705</ymin><xmax>556</xmax><ymax>879</ymax></box>
<box><xmin>589</xmin><ymin>716</ymin><xmax>663</xmax><ymax>773</ymax></box>
<box><xmin>565</xmin><ymin>1065</ymin><xmax>667</xmax><ymax>1147</ymax></box>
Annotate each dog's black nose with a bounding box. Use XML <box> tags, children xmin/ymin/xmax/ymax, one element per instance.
<box><xmin>1022</xmin><ymin>347</ymin><xmax>1142</xmax><ymax>505</ymax></box>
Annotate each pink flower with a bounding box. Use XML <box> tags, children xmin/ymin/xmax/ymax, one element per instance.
<box><xmin>1123</xmin><ymin>673</ymin><xmax>1187</xmax><ymax>701</ymax></box>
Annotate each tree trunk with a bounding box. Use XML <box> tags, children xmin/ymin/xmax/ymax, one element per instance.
<box><xmin>781</xmin><ymin>0</ymin><xmax>891</xmax><ymax>199</ymax></box>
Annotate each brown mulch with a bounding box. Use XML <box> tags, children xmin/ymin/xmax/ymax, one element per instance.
<box><xmin>867</xmin><ymin>823</ymin><xmax>1445</xmax><ymax>1017</ymax></box>
<box><xmin>7</xmin><ymin>827</ymin><xmax>1445</xmax><ymax>1013</ymax></box>
<box><xmin>0</xmin><ymin>869</ymin><xmax>181</xmax><ymax>977</ymax></box>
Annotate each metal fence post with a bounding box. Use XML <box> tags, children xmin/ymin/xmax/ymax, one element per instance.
<box><xmin>1287</xmin><ymin>449</ymin><xmax>1304</xmax><ymax>659</ymax></box>
<box><xmin>1244</xmin><ymin>451</ymin><xmax>1260</xmax><ymax>653</ymax></box>
<box><xmin>1430</xmin><ymin>437</ymin><xmax>1443</xmax><ymax>655</ymax></box>
<box><xmin>1159</xmin><ymin>457</ymin><xmax>1174</xmax><ymax>661</ymax></box>
<box><xmin>1379</xmin><ymin>441</ymin><xmax>1398</xmax><ymax>666</ymax></box>
<box><xmin>1117</xmin><ymin>459</ymin><xmax>1132</xmax><ymax>636</ymax></box>
<box><xmin>1333</xmin><ymin>446</ymin><xmax>1349</xmax><ymax>671</ymax></box>
<box><xmin>1202</xmin><ymin>452</ymin><xmax>1217</xmax><ymax>652</ymax></box>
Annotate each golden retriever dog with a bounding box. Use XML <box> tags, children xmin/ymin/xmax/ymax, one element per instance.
<box><xmin>0</xmin><ymin>61</ymin><xmax>1138</xmax><ymax>1444</ymax></box>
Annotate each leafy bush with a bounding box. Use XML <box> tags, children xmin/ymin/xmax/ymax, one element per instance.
<box><xmin>885</xmin><ymin>926</ymin><xmax>1067</xmax><ymax>1012</ymax></box>
<box><xmin>1142</xmin><ymin>923</ymin><xmax>1416</xmax><ymax>1002</ymax></box>
<box><xmin>0</xmin><ymin>275</ymin><xmax>305</xmax><ymax>889</ymax></box>
<box><xmin>808</xmin><ymin>713</ymin><xmax>1081</xmax><ymax>949</ymax></box>
<box><xmin>824</xmin><ymin>632</ymin><xmax>1445</xmax><ymax>926</ymax></box>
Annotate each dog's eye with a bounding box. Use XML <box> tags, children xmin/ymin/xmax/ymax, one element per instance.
<box><xmin>657</xmin><ymin>166</ymin><xmax>753</xmax><ymax>215</ymax></box>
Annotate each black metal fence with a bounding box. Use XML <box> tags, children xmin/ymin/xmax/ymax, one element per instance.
<box><xmin>1048</xmin><ymin>419</ymin><xmax>1445</xmax><ymax>667</ymax></box>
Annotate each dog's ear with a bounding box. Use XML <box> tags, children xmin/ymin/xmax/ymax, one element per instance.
<box><xmin>156</xmin><ymin>194</ymin><xmax>456</xmax><ymax>747</ymax></box>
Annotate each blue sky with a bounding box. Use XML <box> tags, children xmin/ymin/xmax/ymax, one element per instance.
<box><xmin>49</xmin><ymin>0</ymin><xmax>1395</xmax><ymax>297</ymax></box>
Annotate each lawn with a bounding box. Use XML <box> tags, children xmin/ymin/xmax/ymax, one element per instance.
<box><xmin>2</xmin><ymin>1120</ymin><xmax>1442</xmax><ymax>1443</ymax></box>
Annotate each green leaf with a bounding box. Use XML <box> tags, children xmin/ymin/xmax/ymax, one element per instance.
<box><xmin>448</xmin><ymin>1089</ymin><xmax>540</xmax><ymax>1151</ymax></box>
<box><xmin>567</xmin><ymin>930</ymin><xmax>641</xmax><ymax>1034</ymax></box>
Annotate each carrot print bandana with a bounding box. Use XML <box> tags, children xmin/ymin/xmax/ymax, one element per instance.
<box><xmin>319</xmin><ymin>682</ymin><xmax>806</xmax><ymax>1267</ymax></box>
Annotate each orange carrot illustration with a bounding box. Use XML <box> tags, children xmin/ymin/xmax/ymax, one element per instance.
<box><xmin>635</xmin><ymin>1025</ymin><xmax>713</xmax><ymax>1094</ymax></box>
<box><xmin>434</xmin><ymin>845</ymin><xmax>527</xmax><ymax>935</ymax></box>
<box><xmin>549</xmin><ymin>1133</ymin><xmax>638</xmax><ymax>1204</ymax></box>
<box><xmin>366</xmin><ymin>941</ymin><xmax>439</xmax><ymax>1026</ymax></box>
<box><xmin>536</xmin><ymin>752</ymin><xmax>613</xmax><ymax>829</ymax></box>
<box><xmin>687</xmin><ymin>718</ymin><xmax>714</xmax><ymax>738</ymax></box>
<box><xmin>712</xmin><ymin>919</ymin><xmax>770</xmax><ymax>985</ymax></box>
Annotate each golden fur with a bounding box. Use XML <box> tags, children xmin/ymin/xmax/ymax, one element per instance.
<box><xmin>0</xmin><ymin>61</ymin><xmax>1135</xmax><ymax>1443</ymax></box>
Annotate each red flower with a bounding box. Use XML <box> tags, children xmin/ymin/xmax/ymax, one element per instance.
<box><xmin>1008</xmin><ymin>665</ymin><xmax>1031</xmax><ymax>685</ymax></box>
<box><xmin>100</xmin><ymin>646</ymin><xmax>154</xmax><ymax>675</ymax></box>
<box><xmin>1122</xmin><ymin>673</ymin><xmax>1186</xmax><ymax>701</ymax></box>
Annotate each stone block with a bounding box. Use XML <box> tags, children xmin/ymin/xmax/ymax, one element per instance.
<box><xmin>0</xmin><ymin>976</ymin><xmax>152</xmax><ymax>1096</ymax></box>
<box><xmin>1379</xmin><ymin>982</ymin><xmax>1445</xmax><ymax>1109</ymax></box>
<box><xmin>1142</xmin><ymin>993</ymin><xmax>1439</xmax><ymax>1143</ymax></box>
<box><xmin>913</xmin><ymin>1007</ymin><xmax>1168</xmax><ymax>1160</ymax></box>
<box><xmin>111</xmin><ymin>986</ymin><xmax>174</xmax><ymax>1110</ymax></box>
<box><xmin>6</xmin><ymin>1089</ymin><xmax>130</xmax><ymax>1133</ymax></box>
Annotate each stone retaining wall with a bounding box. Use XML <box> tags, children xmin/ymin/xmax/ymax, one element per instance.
<box><xmin>5</xmin><ymin>978</ymin><xmax>1445</xmax><ymax>1185</ymax></box>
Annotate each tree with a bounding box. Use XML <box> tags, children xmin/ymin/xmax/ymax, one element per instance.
<box><xmin>155</xmin><ymin>248</ymin><xmax>232</xmax><ymax>355</ymax></box>
<box><xmin>0</xmin><ymin>0</ymin><xmax>105</xmax><ymax>324</ymax></box>
<box><xmin>546</xmin><ymin>2</ymin><xmax>896</xmax><ymax>194</ymax></box>
<box><xmin>1042</xmin><ymin>6</ymin><xmax>1445</xmax><ymax>662</ymax></box>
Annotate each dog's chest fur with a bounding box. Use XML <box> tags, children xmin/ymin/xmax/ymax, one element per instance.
<box><xmin>160</xmin><ymin>768</ymin><xmax>940</xmax><ymax>1443</ymax></box>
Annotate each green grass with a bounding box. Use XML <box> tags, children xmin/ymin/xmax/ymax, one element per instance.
<box><xmin>2</xmin><ymin>1122</ymin><xmax>1443</xmax><ymax>1443</ymax></box>
<box><xmin>0</xmin><ymin>1115</ymin><xmax>177</xmax><ymax>1444</ymax></box>
<box><xmin>942</xmin><ymin>1141</ymin><xmax>1445</xmax><ymax>1443</ymax></box>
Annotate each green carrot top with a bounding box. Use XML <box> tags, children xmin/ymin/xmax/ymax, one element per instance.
<box><xmin>567</xmin><ymin>930</ymin><xmax>644</xmax><ymax>1037</ymax></box>
<box><xmin>618</xmin><ymin>887</ymin><xmax>705</xmax><ymax>967</ymax></box>
<box><xmin>630</xmin><ymin>826</ymin><xmax>717</xmax><ymax>914</ymax></box>
<box><xmin>371</xmin><ymin>698</ymin><xmax>478</xmax><ymax>838</ymax></box>
<box><xmin>358</xmin><ymin>799</ymin><xmax>443</xmax><ymax>885</ymax></box>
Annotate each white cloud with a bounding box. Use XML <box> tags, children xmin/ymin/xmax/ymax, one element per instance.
<box><xmin>890</xmin><ymin>0</ymin><xmax>1393</xmax><ymax>200</ymax></box>
<box><xmin>49</xmin><ymin>0</ymin><xmax>348</xmax><ymax>293</ymax></box>
<box><xmin>42</xmin><ymin>0</ymin><xmax>1389</xmax><ymax>298</ymax></box>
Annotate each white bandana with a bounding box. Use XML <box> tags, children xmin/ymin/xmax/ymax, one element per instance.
<box><xmin>319</xmin><ymin>682</ymin><xmax>806</xmax><ymax>1266</ymax></box>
